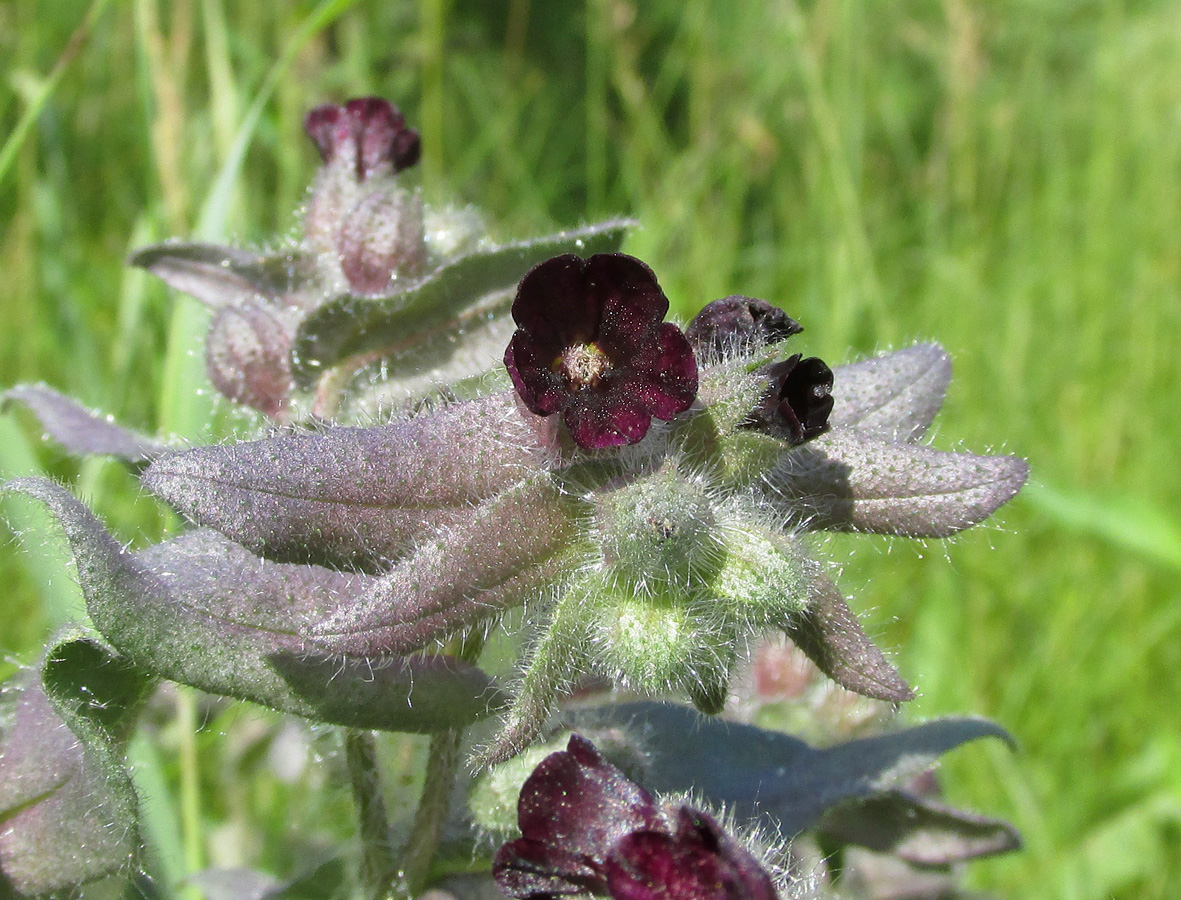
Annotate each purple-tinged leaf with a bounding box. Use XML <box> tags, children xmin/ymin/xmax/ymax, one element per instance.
<box><xmin>0</xmin><ymin>631</ymin><xmax>152</xmax><ymax>896</ymax></box>
<box><xmin>3</xmin><ymin>479</ymin><xmax>505</xmax><ymax>732</ymax></box>
<box><xmin>770</xmin><ymin>429</ymin><xmax>1029</xmax><ymax>538</ymax></box>
<box><xmin>141</xmin><ymin>392</ymin><xmax>552</xmax><ymax>570</ymax></box>
<box><xmin>291</xmin><ymin>219</ymin><xmax>635</xmax><ymax>388</ymax></box>
<box><xmin>575</xmin><ymin>702</ymin><xmax>1015</xmax><ymax>840</ymax></box>
<box><xmin>310</xmin><ymin>476</ymin><xmax>579</xmax><ymax>655</ymax></box>
<box><xmin>817</xmin><ymin>790</ymin><xmax>1022</xmax><ymax>865</ymax></box>
<box><xmin>786</xmin><ymin>571</ymin><xmax>914</xmax><ymax>703</ymax></box>
<box><xmin>829</xmin><ymin>344</ymin><xmax>951</xmax><ymax>442</ymax></box>
<box><xmin>2</xmin><ymin>383</ymin><xmax>167</xmax><ymax>462</ymax></box>
<box><xmin>129</xmin><ymin>242</ymin><xmax>311</xmax><ymax>309</ymax></box>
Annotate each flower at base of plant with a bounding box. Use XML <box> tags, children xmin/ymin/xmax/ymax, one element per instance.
<box><xmin>494</xmin><ymin>734</ymin><xmax>780</xmax><ymax>900</ymax></box>
<box><xmin>504</xmin><ymin>253</ymin><xmax>699</xmax><ymax>449</ymax></box>
<box><xmin>743</xmin><ymin>355</ymin><xmax>834</xmax><ymax>445</ymax></box>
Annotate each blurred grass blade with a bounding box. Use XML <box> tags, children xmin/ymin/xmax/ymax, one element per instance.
<box><xmin>0</xmin><ymin>0</ymin><xmax>111</xmax><ymax>188</ymax></box>
<box><xmin>1024</xmin><ymin>481</ymin><xmax>1181</xmax><ymax>573</ymax></box>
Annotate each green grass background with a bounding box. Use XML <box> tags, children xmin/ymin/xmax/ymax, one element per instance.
<box><xmin>2</xmin><ymin>1</ymin><xmax>1180</xmax><ymax>898</ymax></box>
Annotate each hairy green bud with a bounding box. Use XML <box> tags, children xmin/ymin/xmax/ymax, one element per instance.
<box><xmin>595</xmin><ymin>462</ymin><xmax>721</xmax><ymax>590</ymax></box>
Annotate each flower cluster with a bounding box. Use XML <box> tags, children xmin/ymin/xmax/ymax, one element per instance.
<box><xmin>494</xmin><ymin>735</ymin><xmax>779</xmax><ymax>900</ymax></box>
<box><xmin>1</xmin><ymin>94</ymin><xmax>1029</xmax><ymax>900</ymax></box>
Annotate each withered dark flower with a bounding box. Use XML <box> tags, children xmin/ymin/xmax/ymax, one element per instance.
<box><xmin>685</xmin><ymin>296</ymin><xmax>802</xmax><ymax>363</ymax></box>
<box><xmin>304</xmin><ymin>97</ymin><xmax>421</xmax><ymax>178</ymax></box>
<box><xmin>494</xmin><ymin>735</ymin><xmax>778</xmax><ymax>900</ymax></box>
<box><xmin>504</xmin><ymin>254</ymin><xmax>698</xmax><ymax>449</ymax></box>
<box><xmin>744</xmin><ymin>354</ymin><xmax>834</xmax><ymax>445</ymax></box>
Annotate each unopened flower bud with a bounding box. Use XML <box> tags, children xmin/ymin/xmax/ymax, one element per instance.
<box><xmin>744</xmin><ymin>354</ymin><xmax>834</xmax><ymax>445</ymax></box>
<box><xmin>686</xmin><ymin>295</ymin><xmax>802</xmax><ymax>363</ymax></box>
<box><xmin>204</xmin><ymin>302</ymin><xmax>293</xmax><ymax>418</ymax></box>
<box><xmin>337</xmin><ymin>186</ymin><xmax>426</xmax><ymax>294</ymax></box>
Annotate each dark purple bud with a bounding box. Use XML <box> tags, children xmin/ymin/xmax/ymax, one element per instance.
<box><xmin>685</xmin><ymin>296</ymin><xmax>802</xmax><ymax>363</ymax></box>
<box><xmin>744</xmin><ymin>354</ymin><xmax>834</xmax><ymax>445</ymax></box>
<box><xmin>504</xmin><ymin>254</ymin><xmax>698</xmax><ymax>449</ymax></box>
<box><xmin>304</xmin><ymin>97</ymin><xmax>421</xmax><ymax>179</ymax></box>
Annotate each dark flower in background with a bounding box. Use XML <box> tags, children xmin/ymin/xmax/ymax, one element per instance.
<box><xmin>685</xmin><ymin>296</ymin><xmax>802</xmax><ymax>363</ymax></box>
<box><xmin>504</xmin><ymin>253</ymin><xmax>698</xmax><ymax>449</ymax></box>
<box><xmin>494</xmin><ymin>735</ymin><xmax>779</xmax><ymax>900</ymax></box>
<box><xmin>744</xmin><ymin>355</ymin><xmax>834</xmax><ymax>445</ymax></box>
<box><xmin>304</xmin><ymin>96</ymin><xmax>421</xmax><ymax>178</ymax></box>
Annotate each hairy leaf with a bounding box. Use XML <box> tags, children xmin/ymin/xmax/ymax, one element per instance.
<box><xmin>3</xmin><ymin>479</ymin><xmax>505</xmax><ymax>732</ymax></box>
<box><xmin>310</xmin><ymin>476</ymin><xmax>579</xmax><ymax>654</ymax></box>
<box><xmin>130</xmin><ymin>242</ymin><xmax>312</xmax><ymax>309</ymax></box>
<box><xmin>786</xmin><ymin>570</ymin><xmax>915</xmax><ymax>702</ymax></box>
<box><xmin>2</xmin><ymin>383</ymin><xmax>167</xmax><ymax>462</ymax></box>
<box><xmin>577</xmin><ymin>702</ymin><xmax>1015</xmax><ymax>840</ymax></box>
<box><xmin>141</xmin><ymin>392</ymin><xmax>553</xmax><ymax>570</ymax></box>
<box><xmin>0</xmin><ymin>630</ymin><xmax>152</xmax><ymax>896</ymax></box>
<box><xmin>818</xmin><ymin>789</ymin><xmax>1022</xmax><ymax>865</ymax></box>
<box><xmin>829</xmin><ymin>344</ymin><xmax>951</xmax><ymax>442</ymax></box>
<box><xmin>290</xmin><ymin>219</ymin><xmax>634</xmax><ymax>387</ymax></box>
<box><xmin>771</xmin><ymin>429</ymin><xmax>1029</xmax><ymax>537</ymax></box>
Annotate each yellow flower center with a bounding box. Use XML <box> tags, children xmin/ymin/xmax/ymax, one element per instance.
<box><xmin>556</xmin><ymin>342</ymin><xmax>611</xmax><ymax>389</ymax></box>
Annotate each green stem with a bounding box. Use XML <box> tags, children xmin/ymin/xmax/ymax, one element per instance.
<box><xmin>396</xmin><ymin>631</ymin><xmax>485</xmax><ymax>896</ymax></box>
<box><xmin>345</xmin><ymin>730</ymin><xmax>397</xmax><ymax>900</ymax></box>
<box><xmin>397</xmin><ymin>727</ymin><xmax>464</xmax><ymax>897</ymax></box>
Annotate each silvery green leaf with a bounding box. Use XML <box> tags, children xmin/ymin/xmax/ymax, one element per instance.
<box><xmin>130</xmin><ymin>242</ymin><xmax>312</xmax><ymax>309</ymax></box>
<box><xmin>786</xmin><ymin>570</ymin><xmax>915</xmax><ymax>702</ymax></box>
<box><xmin>829</xmin><ymin>344</ymin><xmax>951</xmax><ymax>441</ymax></box>
<box><xmin>2</xmin><ymin>383</ymin><xmax>167</xmax><ymax>462</ymax></box>
<box><xmin>140</xmin><ymin>392</ymin><xmax>552</xmax><ymax>570</ymax></box>
<box><xmin>771</xmin><ymin>429</ymin><xmax>1029</xmax><ymax>537</ymax></box>
<box><xmin>337</xmin><ymin>290</ymin><xmax>517</xmax><ymax>413</ymax></box>
<box><xmin>818</xmin><ymin>789</ymin><xmax>1022</xmax><ymax>865</ymax></box>
<box><xmin>3</xmin><ymin>479</ymin><xmax>505</xmax><ymax>732</ymax></box>
<box><xmin>576</xmin><ymin>701</ymin><xmax>1014</xmax><ymax>839</ymax></box>
<box><xmin>0</xmin><ymin>630</ymin><xmax>152</xmax><ymax>895</ymax></box>
<box><xmin>290</xmin><ymin>219</ymin><xmax>635</xmax><ymax>387</ymax></box>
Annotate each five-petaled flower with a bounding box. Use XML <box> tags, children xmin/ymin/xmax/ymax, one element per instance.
<box><xmin>504</xmin><ymin>253</ymin><xmax>699</xmax><ymax>449</ymax></box>
<box><xmin>494</xmin><ymin>734</ymin><xmax>779</xmax><ymax>900</ymax></box>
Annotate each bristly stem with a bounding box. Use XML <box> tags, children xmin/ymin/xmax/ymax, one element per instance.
<box><xmin>345</xmin><ymin>729</ymin><xmax>397</xmax><ymax>900</ymax></box>
<box><xmin>396</xmin><ymin>631</ymin><xmax>487</xmax><ymax>896</ymax></box>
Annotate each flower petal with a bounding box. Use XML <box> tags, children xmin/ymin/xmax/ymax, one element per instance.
<box><xmin>503</xmin><ymin>735</ymin><xmax>661</xmax><ymax>888</ymax></box>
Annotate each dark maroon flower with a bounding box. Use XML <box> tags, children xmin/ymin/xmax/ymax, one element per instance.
<box><xmin>494</xmin><ymin>735</ymin><xmax>779</xmax><ymax>900</ymax></box>
<box><xmin>504</xmin><ymin>254</ymin><xmax>699</xmax><ymax>449</ymax></box>
<box><xmin>744</xmin><ymin>355</ymin><xmax>834</xmax><ymax>445</ymax></box>
<box><xmin>304</xmin><ymin>97</ymin><xmax>421</xmax><ymax>179</ymax></box>
<box><xmin>685</xmin><ymin>296</ymin><xmax>802</xmax><ymax>364</ymax></box>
